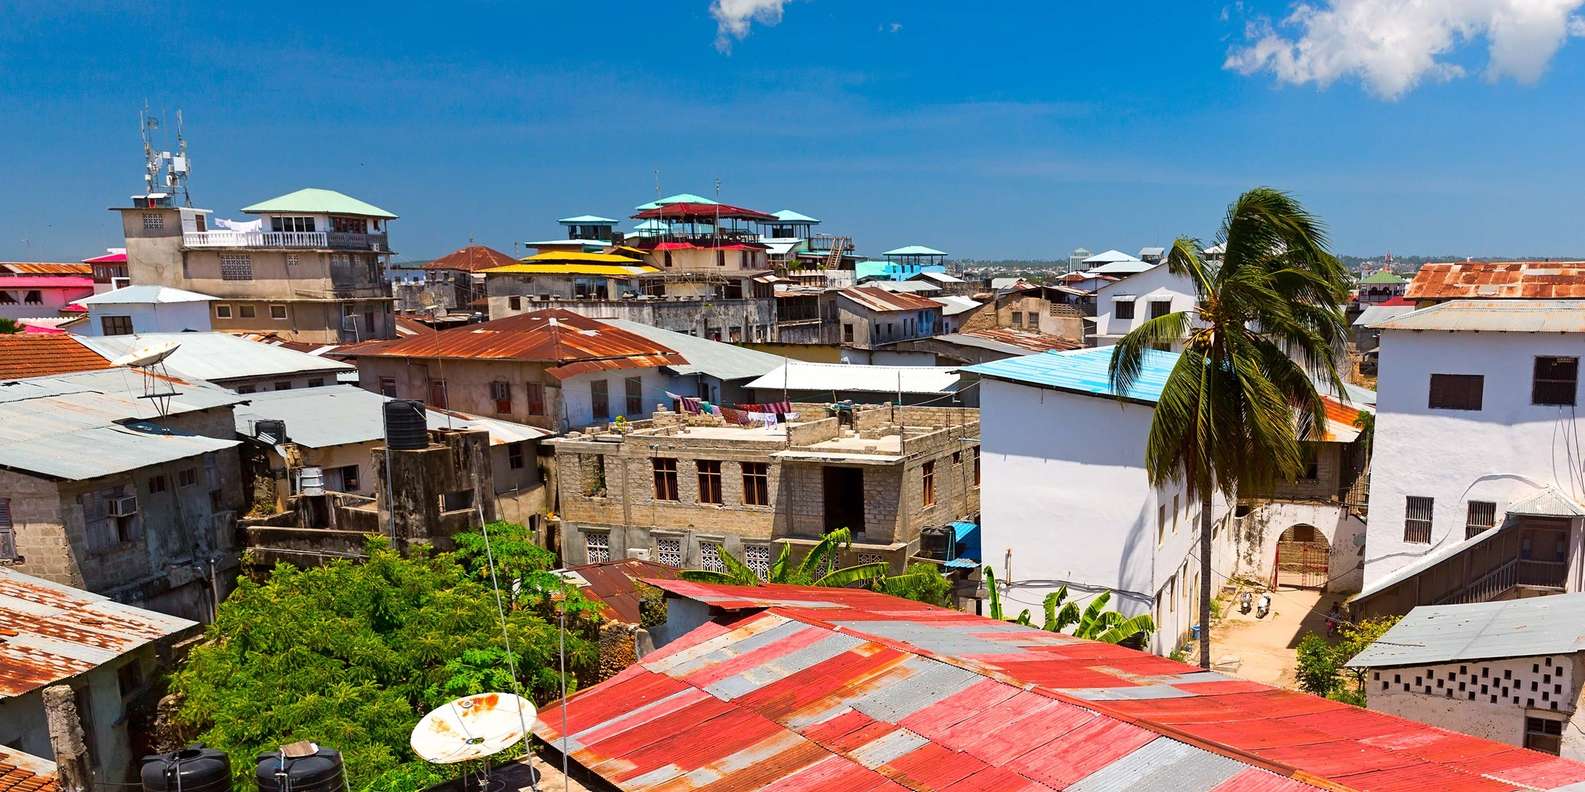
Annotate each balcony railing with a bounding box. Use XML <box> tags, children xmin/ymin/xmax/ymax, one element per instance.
<box><xmin>184</xmin><ymin>230</ymin><xmax>388</xmax><ymax>251</ymax></box>
<box><xmin>1518</xmin><ymin>559</ymin><xmax>1568</xmax><ymax>589</ymax></box>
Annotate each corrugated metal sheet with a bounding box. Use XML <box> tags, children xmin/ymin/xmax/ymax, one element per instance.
<box><xmin>532</xmin><ymin>580</ymin><xmax>1585</xmax><ymax>791</ymax></box>
<box><xmin>421</xmin><ymin>244</ymin><xmax>519</xmax><ymax>272</ymax></box>
<box><xmin>78</xmin><ymin>332</ymin><xmax>351</xmax><ymax>384</ymax></box>
<box><xmin>558</xmin><ymin>560</ymin><xmax>682</xmax><ymax>624</ymax></box>
<box><xmin>0</xmin><ymin>262</ymin><xmax>91</xmax><ymax>276</ymax></box>
<box><xmin>0</xmin><ymin>568</ymin><xmax>198</xmax><ymax>698</ymax></box>
<box><xmin>938</xmin><ymin>329</ymin><xmax>1083</xmax><ymax>355</ymax></box>
<box><xmin>334</xmin><ymin>309</ymin><xmax>685</xmax><ymax>373</ymax></box>
<box><xmin>1376</xmin><ymin>299</ymin><xmax>1585</xmax><ymax>333</ymax></box>
<box><xmin>839</xmin><ymin>286</ymin><xmax>942</xmax><ymax>313</ymax></box>
<box><xmin>603</xmin><ymin>319</ymin><xmax>784</xmax><ymax>381</ymax></box>
<box><xmin>966</xmin><ymin>346</ymin><xmax>1176</xmax><ymax>404</ymax></box>
<box><xmin>1406</xmin><ymin>261</ymin><xmax>1585</xmax><ymax>300</ymax></box>
<box><xmin>744</xmin><ymin>361</ymin><xmax>961</xmax><ymax>396</ymax></box>
<box><xmin>1348</xmin><ymin>593</ymin><xmax>1585</xmax><ymax>669</ymax></box>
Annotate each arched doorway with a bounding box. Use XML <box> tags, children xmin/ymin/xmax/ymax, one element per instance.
<box><xmin>1275</xmin><ymin>524</ymin><xmax>1330</xmax><ymax>589</ymax></box>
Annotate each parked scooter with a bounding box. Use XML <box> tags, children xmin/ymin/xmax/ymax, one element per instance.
<box><xmin>1239</xmin><ymin>591</ymin><xmax>1253</xmax><ymax>614</ymax></box>
<box><xmin>1255</xmin><ymin>591</ymin><xmax>1272</xmax><ymax>619</ymax></box>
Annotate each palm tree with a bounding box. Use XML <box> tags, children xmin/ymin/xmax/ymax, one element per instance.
<box><xmin>1108</xmin><ymin>188</ymin><xmax>1349</xmax><ymax>669</ymax></box>
<box><xmin>1035</xmin><ymin>586</ymin><xmax>1156</xmax><ymax>646</ymax></box>
<box><xmin>681</xmin><ymin>527</ymin><xmax>890</xmax><ymax>587</ymax></box>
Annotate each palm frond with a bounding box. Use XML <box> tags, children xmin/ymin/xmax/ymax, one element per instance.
<box><xmin>1108</xmin><ymin>311</ymin><xmax>1189</xmax><ymax>400</ymax></box>
<box><xmin>797</xmin><ymin>527</ymin><xmax>852</xmax><ymax>580</ymax></box>
<box><xmin>770</xmin><ymin>542</ymin><xmax>792</xmax><ymax>582</ymax></box>
<box><xmin>812</xmin><ymin>561</ymin><xmax>888</xmax><ymax>587</ymax></box>
<box><xmin>1041</xmin><ymin>586</ymin><xmax>1069</xmax><ymax>631</ymax></box>
<box><xmin>1091</xmin><ymin>613</ymin><xmax>1157</xmax><ymax>645</ymax></box>
<box><xmin>719</xmin><ymin>546</ymin><xmax>763</xmax><ymax>584</ymax></box>
<box><xmin>1079</xmin><ymin>590</ymin><xmax>1112</xmax><ymax>630</ymax></box>
<box><xmin>681</xmin><ymin>569</ymin><xmax>744</xmax><ymax>585</ymax></box>
<box><xmin>983</xmin><ymin>565</ymin><xmax>1004</xmax><ymax>621</ymax></box>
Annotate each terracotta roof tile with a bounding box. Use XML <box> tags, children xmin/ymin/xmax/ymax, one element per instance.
<box><xmin>1406</xmin><ymin>261</ymin><xmax>1585</xmax><ymax>300</ymax></box>
<box><xmin>421</xmin><ymin>245</ymin><xmax>519</xmax><ymax>273</ymax></box>
<box><xmin>0</xmin><ymin>335</ymin><xmax>114</xmax><ymax>380</ymax></box>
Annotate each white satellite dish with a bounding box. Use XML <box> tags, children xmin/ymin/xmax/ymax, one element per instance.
<box><xmin>411</xmin><ymin>692</ymin><xmax>536</xmax><ymax>765</ymax></box>
<box><xmin>112</xmin><ymin>340</ymin><xmax>181</xmax><ymax>368</ymax></box>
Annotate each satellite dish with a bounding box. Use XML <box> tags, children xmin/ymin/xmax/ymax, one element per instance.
<box><xmin>112</xmin><ymin>340</ymin><xmax>181</xmax><ymax>368</ymax></box>
<box><xmin>411</xmin><ymin>693</ymin><xmax>535</xmax><ymax>765</ymax></box>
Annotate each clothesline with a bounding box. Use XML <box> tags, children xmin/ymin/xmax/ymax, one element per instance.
<box><xmin>666</xmin><ymin>392</ymin><xmax>797</xmax><ymax>427</ymax></box>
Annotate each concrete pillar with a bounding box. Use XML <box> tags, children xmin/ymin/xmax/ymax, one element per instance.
<box><xmin>42</xmin><ymin>685</ymin><xmax>92</xmax><ymax>792</ymax></box>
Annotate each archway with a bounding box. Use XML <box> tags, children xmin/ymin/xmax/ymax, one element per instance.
<box><xmin>1274</xmin><ymin>523</ymin><xmax>1330</xmax><ymax>589</ymax></box>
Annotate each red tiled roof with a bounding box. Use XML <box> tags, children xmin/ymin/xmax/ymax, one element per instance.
<box><xmin>562</xmin><ymin>560</ymin><xmax>682</xmax><ymax>624</ymax></box>
<box><xmin>0</xmin><ymin>262</ymin><xmax>92</xmax><ymax>276</ymax></box>
<box><xmin>959</xmin><ymin>327</ymin><xmax>1083</xmax><ymax>352</ymax></box>
<box><xmin>336</xmin><ymin>308</ymin><xmax>684</xmax><ymax>380</ymax></box>
<box><xmin>535</xmin><ymin>580</ymin><xmax>1585</xmax><ymax>792</ymax></box>
<box><xmin>1406</xmin><ymin>261</ymin><xmax>1585</xmax><ymax>300</ymax></box>
<box><xmin>0</xmin><ymin>335</ymin><xmax>113</xmax><ymax>380</ymax></box>
<box><xmin>0</xmin><ymin>746</ymin><xmax>56</xmax><ymax>792</ymax></box>
<box><xmin>422</xmin><ymin>245</ymin><xmax>519</xmax><ymax>273</ymax></box>
<box><xmin>840</xmin><ymin>286</ymin><xmax>944</xmax><ymax>313</ymax></box>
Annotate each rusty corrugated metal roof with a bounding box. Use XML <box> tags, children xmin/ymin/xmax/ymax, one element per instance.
<box><xmin>1406</xmin><ymin>261</ymin><xmax>1585</xmax><ymax>301</ymax></box>
<box><xmin>534</xmin><ymin>580</ymin><xmax>1585</xmax><ymax>791</ymax></box>
<box><xmin>0</xmin><ymin>262</ymin><xmax>92</xmax><ymax>276</ymax></box>
<box><xmin>333</xmin><ymin>309</ymin><xmax>685</xmax><ymax>378</ymax></box>
<box><xmin>559</xmin><ymin>560</ymin><xmax>682</xmax><ymax>624</ymax></box>
<box><xmin>0</xmin><ymin>335</ymin><xmax>112</xmax><ymax>380</ymax></box>
<box><xmin>956</xmin><ymin>327</ymin><xmax>1083</xmax><ymax>353</ymax></box>
<box><xmin>421</xmin><ymin>244</ymin><xmax>519</xmax><ymax>273</ymax></box>
<box><xmin>0</xmin><ymin>745</ymin><xmax>56</xmax><ymax>792</ymax></box>
<box><xmin>840</xmin><ymin>286</ymin><xmax>943</xmax><ymax>313</ymax></box>
<box><xmin>0</xmin><ymin>568</ymin><xmax>198</xmax><ymax>698</ymax></box>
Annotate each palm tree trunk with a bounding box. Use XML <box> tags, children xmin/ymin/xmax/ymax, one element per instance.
<box><xmin>1199</xmin><ymin>495</ymin><xmax>1213</xmax><ymax>670</ymax></box>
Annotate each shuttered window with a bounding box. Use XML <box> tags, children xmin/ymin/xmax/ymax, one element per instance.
<box><xmin>525</xmin><ymin>383</ymin><xmax>545</xmax><ymax>415</ymax></box>
<box><xmin>1405</xmin><ymin>496</ymin><xmax>1434</xmax><ymax>543</ymax></box>
<box><xmin>1428</xmin><ymin>374</ymin><xmax>1483</xmax><ymax>410</ymax></box>
<box><xmin>697</xmin><ymin>460</ymin><xmax>722</xmax><ymax>504</ymax></box>
<box><xmin>490</xmin><ymin>381</ymin><xmax>511</xmax><ymax>414</ymax></box>
<box><xmin>653</xmin><ymin>458</ymin><xmax>679</xmax><ymax>501</ymax></box>
<box><xmin>1533</xmin><ymin>357</ymin><xmax>1578</xmax><ymax>406</ymax></box>
<box><xmin>0</xmin><ymin>498</ymin><xmax>14</xmax><ymax>561</ymax></box>
<box><xmin>1466</xmin><ymin>501</ymin><xmax>1497</xmax><ymax>539</ymax></box>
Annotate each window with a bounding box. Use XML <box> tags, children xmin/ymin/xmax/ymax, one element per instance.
<box><xmin>843</xmin><ymin>324</ymin><xmax>854</xmax><ymax>343</ymax></box>
<box><xmin>285</xmin><ymin>254</ymin><xmax>299</xmax><ymax>267</ymax></box>
<box><xmin>23</xmin><ymin>290</ymin><xmax>41</xmax><ymax>305</ymax></box>
<box><xmin>1534</xmin><ymin>356</ymin><xmax>1578</xmax><ymax>406</ymax></box>
<box><xmin>1172</xmin><ymin>494</ymin><xmax>1180</xmax><ymax>533</ymax></box>
<box><xmin>1466</xmin><ymin>501</ymin><xmax>1497</xmax><ymax>539</ymax></box>
<box><xmin>148</xmin><ymin>475</ymin><xmax>167</xmax><ymax>494</ymax></box>
<box><xmin>331</xmin><ymin>216</ymin><xmax>362</xmax><ymax>234</ymax></box>
<box><xmin>653</xmin><ymin>458</ymin><xmax>679</xmax><ymax>501</ymax></box>
<box><xmin>509</xmin><ymin>295</ymin><xmax>522</xmax><ymax>311</ymax></box>
<box><xmin>428</xmin><ymin>378</ymin><xmax>448</xmax><ymax>408</ymax></box>
<box><xmin>742</xmin><ymin>462</ymin><xmax>769</xmax><ymax>506</ymax></box>
<box><xmin>117</xmin><ymin>661</ymin><xmax>144</xmax><ymax>700</ymax></box>
<box><xmin>220</xmin><ymin>254</ymin><xmax>253</xmax><ymax>281</ymax></box>
<box><xmin>142</xmin><ymin>213</ymin><xmax>164</xmax><ymax>230</ymax></box>
<box><xmin>744</xmin><ymin>544</ymin><xmax>771</xmax><ymax>580</ymax></box>
<box><xmin>972</xmin><ymin>446</ymin><xmax>980</xmax><ymax>486</ymax></box>
<box><xmin>378</xmin><ymin>377</ymin><xmax>397</xmax><ymax>397</ymax></box>
<box><xmin>0</xmin><ymin>498</ymin><xmax>14</xmax><ymax>561</ymax></box>
<box><xmin>700</xmin><ymin>540</ymin><xmax>726</xmax><ymax>573</ymax></box>
<box><xmin>952</xmin><ymin>450</ymin><xmax>962</xmax><ymax>465</ymax></box>
<box><xmin>1027</xmin><ymin>313</ymin><xmax>1039</xmax><ymax>331</ymax></box>
<box><xmin>491</xmin><ymin>381</ymin><xmax>512</xmax><ymax>414</ymax></box>
<box><xmin>1526</xmin><ymin>716</ymin><xmax>1563</xmax><ymax>755</ymax></box>
<box><xmin>1158</xmin><ymin>503</ymin><xmax>1167</xmax><ymax>545</ymax></box>
<box><xmin>178</xmin><ymin>468</ymin><xmax>197</xmax><ymax>488</ymax></box>
<box><xmin>440</xmin><ymin>489</ymin><xmax>474</xmax><ymax>511</ymax></box>
<box><xmin>656</xmin><ymin>536</ymin><xmax>683</xmax><ymax>567</ymax></box>
<box><xmin>0</xmin><ymin>291</ymin><xmax>13</xmax><ymax>304</ymax></box>
<box><xmin>214</xmin><ymin>304</ymin><xmax>232</xmax><ymax>319</ymax></box>
<box><xmin>525</xmin><ymin>383</ymin><xmax>545</xmax><ymax>415</ymax></box>
<box><xmin>922</xmin><ymin>460</ymin><xmax>936</xmax><ymax>506</ymax></box>
<box><xmin>100</xmin><ymin>315</ymin><xmax>133</xmax><ymax>336</ymax></box>
<box><xmin>591</xmin><ymin>380</ymin><xmax>610</xmax><ymax>421</ymax></box>
<box><xmin>697</xmin><ymin>460</ymin><xmax>723</xmax><ymax>504</ymax></box>
<box><xmin>1405</xmin><ymin>496</ymin><xmax>1433</xmax><ymax>543</ymax></box>
<box><xmin>238</xmin><ymin>304</ymin><xmax>257</xmax><ymax>319</ymax></box>
<box><xmin>716</xmin><ymin>250</ymin><xmax>726</xmax><ymax>267</ymax></box>
<box><xmin>1300</xmin><ymin>445</ymin><xmax>1320</xmax><ymax>480</ymax></box>
<box><xmin>236</xmin><ymin>385</ymin><xmax>256</xmax><ymax>394</ymax></box>
<box><xmin>337</xmin><ymin>465</ymin><xmax>361</xmax><ymax>491</ymax></box>
<box><xmin>269</xmin><ymin>304</ymin><xmax>288</xmax><ymax>320</ymax></box>
<box><xmin>1114</xmin><ymin>298</ymin><xmax>1136</xmax><ymax>320</ymax></box>
<box><xmin>625</xmin><ymin>376</ymin><xmax>643</xmax><ymax>417</ymax></box>
<box><xmin>508</xmin><ymin>442</ymin><xmax>525</xmax><ymax>470</ymax></box>
<box><xmin>1429</xmin><ymin>374</ymin><xmax>1484</xmax><ymax>410</ymax></box>
<box><xmin>1150</xmin><ymin>300</ymin><xmax>1172</xmax><ymax>318</ymax></box>
<box><xmin>584</xmin><ymin>531</ymin><xmax>610</xmax><ymax>563</ymax></box>
<box><xmin>307</xmin><ymin>378</ymin><xmax>324</xmax><ymax>388</ymax></box>
<box><xmin>1011</xmin><ymin>311</ymin><xmax>1023</xmax><ymax>328</ymax></box>
<box><xmin>273</xmin><ymin>381</ymin><xmax>292</xmax><ymax>391</ymax></box>
<box><xmin>271</xmin><ymin>216</ymin><xmax>317</xmax><ymax>233</ymax></box>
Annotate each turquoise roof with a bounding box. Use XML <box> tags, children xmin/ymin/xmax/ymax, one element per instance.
<box><xmin>966</xmin><ymin>346</ymin><xmax>1178</xmax><ymax>405</ymax></box>
<box><xmin>558</xmin><ymin>214</ymin><xmax>616</xmax><ymax>224</ymax></box>
<box><xmin>242</xmin><ymin>188</ymin><xmax>396</xmax><ymax>218</ymax></box>
<box><xmin>772</xmin><ymin>209</ymin><xmax>820</xmax><ymax>223</ymax></box>
<box><xmin>855</xmin><ymin>260</ymin><xmax>891</xmax><ymax>280</ymax></box>
<box><xmin>884</xmin><ymin>244</ymin><xmax>947</xmax><ymax>257</ymax></box>
<box><xmin>635</xmin><ymin>193</ymin><xmax>718</xmax><ymax>210</ymax></box>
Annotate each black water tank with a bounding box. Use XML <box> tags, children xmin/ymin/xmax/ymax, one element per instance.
<box><xmin>383</xmin><ymin>399</ymin><xmax>428</xmax><ymax>450</ymax></box>
<box><xmin>141</xmin><ymin>745</ymin><xmax>231</xmax><ymax>792</ymax></box>
<box><xmin>255</xmin><ymin>746</ymin><xmax>346</xmax><ymax>792</ymax></box>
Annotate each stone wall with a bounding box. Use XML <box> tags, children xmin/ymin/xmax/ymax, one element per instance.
<box><xmin>375</xmin><ymin>428</ymin><xmax>495</xmax><ymax>549</ymax></box>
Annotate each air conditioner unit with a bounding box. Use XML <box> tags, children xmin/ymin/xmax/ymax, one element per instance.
<box><xmin>625</xmin><ymin>548</ymin><xmax>650</xmax><ymax>561</ymax></box>
<box><xmin>108</xmin><ymin>495</ymin><xmax>139</xmax><ymax>517</ymax></box>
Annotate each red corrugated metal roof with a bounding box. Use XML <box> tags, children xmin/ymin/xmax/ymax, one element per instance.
<box><xmin>632</xmin><ymin>202</ymin><xmax>777</xmax><ymax>222</ymax></box>
<box><xmin>561</xmin><ymin>560</ymin><xmax>681</xmax><ymax>624</ymax></box>
<box><xmin>0</xmin><ymin>277</ymin><xmax>95</xmax><ymax>288</ymax></box>
<box><xmin>333</xmin><ymin>308</ymin><xmax>685</xmax><ymax>377</ymax></box>
<box><xmin>81</xmin><ymin>252</ymin><xmax>126</xmax><ymax>265</ymax></box>
<box><xmin>532</xmin><ymin>580</ymin><xmax>1585</xmax><ymax>792</ymax></box>
<box><xmin>0</xmin><ymin>335</ymin><xmax>113</xmax><ymax>380</ymax></box>
<box><xmin>0</xmin><ymin>262</ymin><xmax>92</xmax><ymax>276</ymax></box>
<box><xmin>1406</xmin><ymin>261</ymin><xmax>1585</xmax><ymax>301</ymax></box>
<box><xmin>0</xmin><ymin>568</ymin><xmax>197</xmax><ymax>698</ymax></box>
<box><xmin>421</xmin><ymin>244</ymin><xmax>519</xmax><ymax>273</ymax></box>
<box><xmin>840</xmin><ymin>286</ymin><xmax>943</xmax><ymax>313</ymax></box>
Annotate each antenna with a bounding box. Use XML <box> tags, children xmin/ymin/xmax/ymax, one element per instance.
<box><xmin>137</xmin><ymin>103</ymin><xmax>192</xmax><ymax>203</ymax></box>
<box><xmin>411</xmin><ymin>693</ymin><xmax>538</xmax><ymax>790</ymax></box>
<box><xmin>114</xmin><ymin>340</ymin><xmax>184</xmax><ymax>417</ymax></box>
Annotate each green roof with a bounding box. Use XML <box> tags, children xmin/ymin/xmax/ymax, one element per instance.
<box><xmin>242</xmin><ymin>188</ymin><xmax>397</xmax><ymax>219</ymax></box>
<box><xmin>1360</xmin><ymin>271</ymin><xmax>1406</xmax><ymax>285</ymax></box>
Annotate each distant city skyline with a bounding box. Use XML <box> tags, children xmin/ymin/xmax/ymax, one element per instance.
<box><xmin>5</xmin><ymin>1</ymin><xmax>1585</xmax><ymax>262</ymax></box>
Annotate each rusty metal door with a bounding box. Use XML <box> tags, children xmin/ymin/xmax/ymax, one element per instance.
<box><xmin>1275</xmin><ymin>524</ymin><xmax>1329</xmax><ymax>589</ymax></box>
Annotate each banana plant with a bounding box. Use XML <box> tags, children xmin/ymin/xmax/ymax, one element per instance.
<box><xmin>982</xmin><ymin>567</ymin><xmax>1155</xmax><ymax>646</ymax></box>
<box><xmin>681</xmin><ymin>527</ymin><xmax>890</xmax><ymax>587</ymax></box>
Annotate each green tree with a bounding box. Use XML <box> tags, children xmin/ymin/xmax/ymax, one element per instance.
<box><xmin>876</xmin><ymin>562</ymin><xmax>954</xmax><ymax>607</ymax></box>
<box><xmin>1296</xmin><ymin>614</ymin><xmax>1401</xmax><ymax>704</ymax></box>
<box><xmin>0</xmin><ymin>318</ymin><xmax>20</xmax><ymax>334</ymax></box>
<box><xmin>986</xmin><ymin>568</ymin><xmax>1154</xmax><ymax>646</ymax></box>
<box><xmin>1109</xmin><ymin>188</ymin><xmax>1350</xmax><ymax>668</ymax></box>
<box><xmin>172</xmin><ymin>539</ymin><xmax>596</xmax><ymax>790</ymax></box>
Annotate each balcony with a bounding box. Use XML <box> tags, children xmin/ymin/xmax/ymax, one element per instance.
<box><xmin>183</xmin><ymin>230</ymin><xmax>388</xmax><ymax>251</ymax></box>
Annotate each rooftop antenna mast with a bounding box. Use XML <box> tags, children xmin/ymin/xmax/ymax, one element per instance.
<box><xmin>138</xmin><ymin>102</ymin><xmax>191</xmax><ymax>205</ymax></box>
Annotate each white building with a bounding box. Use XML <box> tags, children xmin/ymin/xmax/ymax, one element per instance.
<box><xmin>1355</xmin><ymin>300</ymin><xmax>1585</xmax><ymax>617</ymax></box>
<box><xmin>1090</xmin><ymin>263</ymin><xmax>1198</xmax><ymax>347</ymax></box>
<box><xmin>75</xmin><ymin>285</ymin><xmax>215</xmax><ymax>336</ymax></box>
<box><xmin>967</xmin><ymin>346</ymin><xmax>1372</xmax><ymax>653</ymax></box>
<box><xmin>1349</xmin><ymin>594</ymin><xmax>1585</xmax><ymax>759</ymax></box>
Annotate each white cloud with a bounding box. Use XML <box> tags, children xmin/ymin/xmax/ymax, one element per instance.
<box><xmin>1226</xmin><ymin>0</ymin><xmax>1585</xmax><ymax>99</ymax></box>
<box><xmin>711</xmin><ymin>0</ymin><xmax>789</xmax><ymax>52</ymax></box>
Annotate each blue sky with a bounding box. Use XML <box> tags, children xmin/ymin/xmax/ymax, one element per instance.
<box><xmin>4</xmin><ymin>0</ymin><xmax>1585</xmax><ymax>261</ymax></box>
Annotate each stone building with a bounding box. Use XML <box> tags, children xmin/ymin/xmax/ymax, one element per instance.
<box><xmin>834</xmin><ymin>286</ymin><xmax>943</xmax><ymax>352</ymax></box>
<box><xmin>958</xmin><ymin>282</ymin><xmax>1090</xmax><ymax>346</ymax></box>
<box><xmin>549</xmin><ymin>404</ymin><xmax>979</xmax><ymax>575</ymax></box>
<box><xmin>116</xmin><ymin>188</ymin><xmax>397</xmax><ymax>343</ymax></box>
<box><xmin>0</xmin><ymin>369</ymin><xmax>246</xmax><ymax>622</ymax></box>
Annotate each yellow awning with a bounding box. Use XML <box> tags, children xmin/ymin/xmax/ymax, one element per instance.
<box><xmin>482</xmin><ymin>263</ymin><xmax>659</xmax><ymax>276</ymax></box>
<box><xmin>520</xmin><ymin>250</ymin><xmax>645</xmax><ymax>264</ymax></box>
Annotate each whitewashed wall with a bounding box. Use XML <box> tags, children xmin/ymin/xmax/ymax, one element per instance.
<box><xmin>1091</xmin><ymin>264</ymin><xmax>1197</xmax><ymax>345</ymax></box>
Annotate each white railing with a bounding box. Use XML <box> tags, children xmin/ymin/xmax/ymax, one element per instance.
<box><xmin>184</xmin><ymin>230</ymin><xmax>328</xmax><ymax>248</ymax></box>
